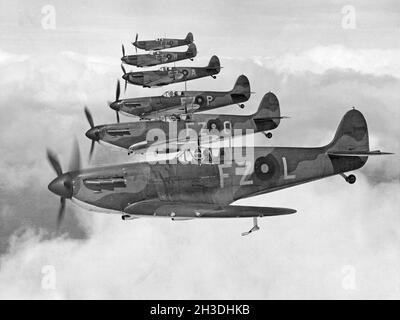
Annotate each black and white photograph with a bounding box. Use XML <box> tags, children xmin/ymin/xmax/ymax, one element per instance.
<box><xmin>0</xmin><ymin>0</ymin><xmax>399</xmax><ymax>305</ymax></box>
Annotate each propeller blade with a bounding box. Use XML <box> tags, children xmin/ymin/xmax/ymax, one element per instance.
<box><xmin>121</xmin><ymin>64</ymin><xmax>126</xmax><ymax>75</ymax></box>
<box><xmin>116</xmin><ymin>110</ymin><xmax>120</xmax><ymax>123</ymax></box>
<box><xmin>116</xmin><ymin>80</ymin><xmax>121</xmax><ymax>101</ymax></box>
<box><xmin>124</xmin><ymin>80</ymin><xmax>127</xmax><ymax>93</ymax></box>
<box><xmin>135</xmin><ymin>33</ymin><xmax>138</xmax><ymax>53</ymax></box>
<box><xmin>122</xmin><ymin>44</ymin><xmax>125</xmax><ymax>57</ymax></box>
<box><xmin>46</xmin><ymin>149</ymin><xmax>63</xmax><ymax>176</ymax></box>
<box><xmin>68</xmin><ymin>138</ymin><xmax>81</xmax><ymax>172</ymax></box>
<box><xmin>84</xmin><ymin>106</ymin><xmax>94</xmax><ymax>128</ymax></box>
<box><xmin>57</xmin><ymin>197</ymin><xmax>66</xmax><ymax>229</ymax></box>
<box><xmin>89</xmin><ymin>140</ymin><xmax>95</xmax><ymax>160</ymax></box>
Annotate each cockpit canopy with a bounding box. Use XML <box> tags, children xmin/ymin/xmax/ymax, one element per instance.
<box><xmin>162</xmin><ymin>90</ymin><xmax>185</xmax><ymax>98</ymax></box>
<box><xmin>159</xmin><ymin>66</ymin><xmax>173</xmax><ymax>72</ymax></box>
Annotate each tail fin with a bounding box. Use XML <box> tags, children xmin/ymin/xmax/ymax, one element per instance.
<box><xmin>207</xmin><ymin>55</ymin><xmax>221</xmax><ymax>72</ymax></box>
<box><xmin>185</xmin><ymin>32</ymin><xmax>194</xmax><ymax>43</ymax></box>
<box><xmin>326</xmin><ymin>109</ymin><xmax>369</xmax><ymax>153</ymax></box>
<box><xmin>324</xmin><ymin>109</ymin><xmax>392</xmax><ymax>172</ymax></box>
<box><xmin>252</xmin><ymin>92</ymin><xmax>281</xmax><ymax>131</ymax></box>
<box><xmin>186</xmin><ymin>43</ymin><xmax>197</xmax><ymax>57</ymax></box>
<box><xmin>230</xmin><ymin>75</ymin><xmax>251</xmax><ymax>102</ymax></box>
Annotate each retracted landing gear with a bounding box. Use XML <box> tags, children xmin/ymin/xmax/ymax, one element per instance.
<box><xmin>264</xmin><ymin>132</ymin><xmax>273</xmax><ymax>139</ymax></box>
<box><xmin>211</xmin><ymin>75</ymin><xmax>216</xmax><ymax>79</ymax></box>
<box><xmin>340</xmin><ymin>173</ymin><xmax>356</xmax><ymax>184</ymax></box>
<box><xmin>241</xmin><ymin>217</ymin><xmax>260</xmax><ymax>236</ymax></box>
<box><xmin>122</xmin><ymin>214</ymin><xmax>137</xmax><ymax>220</ymax></box>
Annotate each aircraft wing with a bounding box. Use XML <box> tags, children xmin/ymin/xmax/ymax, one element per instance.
<box><xmin>141</xmin><ymin>104</ymin><xmax>199</xmax><ymax>119</ymax></box>
<box><xmin>145</xmin><ymin>76</ymin><xmax>170</xmax><ymax>87</ymax></box>
<box><xmin>123</xmin><ymin>200</ymin><xmax>296</xmax><ymax>218</ymax></box>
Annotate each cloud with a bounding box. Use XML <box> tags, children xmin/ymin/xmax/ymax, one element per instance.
<box><xmin>0</xmin><ymin>173</ymin><xmax>399</xmax><ymax>299</ymax></box>
<box><xmin>0</xmin><ymin>49</ymin><xmax>29</xmax><ymax>65</ymax></box>
<box><xmin>253</xmin><ymin>45</ymin><xmax>400</xmax><ymax>79</ymax></box>
<box><xmin>0</xmin><ymin>45</ymin><xmax>399</xmax><ymax>298</ymax></box>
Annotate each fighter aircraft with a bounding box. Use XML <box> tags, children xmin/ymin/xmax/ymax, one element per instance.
<box><xmin>121</xmin><ymin>55</ymin><xmax>221</xmax><ymax>89</ymax></box>
<box><xmin>109</xmin><ymin>75</ymin><xmax>251</xmax><ymax>121</ymax></box>
<box><xmin>121</xmin><ymin>43</ymin><xmax>197</xmax><ymax>68</ymax></box>
<box><xmin>48</xmin><ymin>109</ymin><xmax>392</xmax><ymax>235</ymax></box>
<box><xmin>86</xmin><ymin>91</ymin><xmax>282</xmax><ymax>158</ymax></box>
<box><xmin>132</xmin><ymin>32</ymin><xmax>194</xmax><ymax>52</ymax></box>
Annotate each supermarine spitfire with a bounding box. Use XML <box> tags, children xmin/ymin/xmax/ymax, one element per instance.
<box><xmin>86</xmin><ymin>92</ymin><xmax>281</xmax><ymax>157</ymax></box>
<box><xmin>46</xmin><ymin>31</ymin><xmax>393</xmax><ymax>236</ymax></box>
<box><xmin>121</xmin><ymin>43</ymin><xmax>197</xmax><ymax>68</ymax></box>
<box><xmin>109</xmin><ymin>75</ymin><xmax>251</xmax><ymax>120</ymax></box>
<box><xmin>48</xmin><ymin>109</ymin><xmax>392</xmax><ymax>235</ymax></box>
<box><xmin>132</xmin><ymin>32</ymin><xmax>194</xmax><ymax>52</ymax></box>
<box><xmin>121</xmin><ymin>55</ymin><xmax>221</xmax><ymax>88</ymax></box>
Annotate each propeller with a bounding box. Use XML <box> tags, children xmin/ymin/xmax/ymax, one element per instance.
<box><xmin>122</xmin><ymin>44</ymin><xmax>125</xmax><ymax>57</ymax></box>
<box><xmin>121</xmin><ymin>64</ymin><xmax>128</xmax><ymax>92</ymax></box>
<box><xmin>84</xmin><ymin>106</ymin><xmax>99</xmax><ymax>159</ymax></box>
<box><xmin>108</xmin><ymin>80</ymin><xmax>121</xmax><ymax>123</ymax></box>
<box><xmin>47</xmin><ymin>139</ymin><xmax>81</xmax><ymax>229</ymax></box>
<box><xmin>134</xmin><ymin>33</ymin><xmax>138</xmax><ymax>53</ymax></box>
<box><xmin>115</xmin><ymin>80</ymin><xmax>121</xmax><ymax>123</ymax></box>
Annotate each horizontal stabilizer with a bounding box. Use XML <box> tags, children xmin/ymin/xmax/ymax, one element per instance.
<box><xmin>124</xmin><ymin>200</ymin><xmax>296</xmax><ymax>218</ymax></box>
<box><xmin>327</xmin><ymin>150</ymin><xmax>393</xmax><ymax>156</ymax></box>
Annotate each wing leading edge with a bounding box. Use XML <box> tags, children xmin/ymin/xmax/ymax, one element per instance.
<box><xmin>123</xmin><ymin>200</ymin><xmax>296</xmax><ymax>218</ymax></box>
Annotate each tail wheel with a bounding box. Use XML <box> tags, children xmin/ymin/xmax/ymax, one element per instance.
<box><xmin>346</xmin><ymin>174</ymin><xmax>356</xmax><ymax>184</ymax></box>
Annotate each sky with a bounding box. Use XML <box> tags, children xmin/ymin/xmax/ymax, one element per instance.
<box><xmin>0</xmin><ymin>0</ymin><xmax>399</xmax><ymax>299</ymax></box>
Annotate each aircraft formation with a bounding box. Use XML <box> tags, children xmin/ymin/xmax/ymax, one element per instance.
<box><xmin>47</xmin><ymin>32</ymin><xmax>392</xmax><ymax>235</ymax></box>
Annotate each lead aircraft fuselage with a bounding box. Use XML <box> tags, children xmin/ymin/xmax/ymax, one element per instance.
<box><xmin>54</xmin><ymin>110</ymin><xmax>377</xmax><ymax>218</ymax></box>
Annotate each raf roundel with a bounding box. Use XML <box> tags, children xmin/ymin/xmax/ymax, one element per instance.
<box><xmin>195</xmin><ymin>95</ymin><xmax>205</xmax><ymax>105</ymax></box>
<box><xmin>254</xmin><ymin>154</ymin><xmax>279</xmax><ymax>180</ymax></box>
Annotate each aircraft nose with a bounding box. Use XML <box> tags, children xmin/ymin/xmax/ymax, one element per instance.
<box><xmin>109</xmin><ymin>101</ymin><xmax>120</xmax><ymax>111</ymax></box>
<box><xmin>85</xmin><ymin>128</ymin><xmax>100</xmax><ymax>141</ymax></box>
<box><xmin>122</xmin><ymin>74</ymin><xmax>128</xmax><ymax>81</ymax></box>
<box><xmin>48</xmin><ymin>174</ymin><xmax>73</xmax><ymax>198</ymax></box>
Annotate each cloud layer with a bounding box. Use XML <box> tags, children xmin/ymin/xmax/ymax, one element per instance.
<box><xmin>0</xmin><ymin>41</ymin><xmax>399</xmax><ymax>299</ymax></box>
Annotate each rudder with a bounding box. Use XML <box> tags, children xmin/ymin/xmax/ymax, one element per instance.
<box><xmin>185</xmin><ymin>32</ymin><xmax>194</xmax><ymax>43</ymax></box>
<box><xmin>326</xmin><ymin>109</ymin><xmax>369</xmax><ymax>153</ymax></box>
<box><xmin>230</xmin><ymin>75</ymin><xmax>251</xmax><ymax>101</ymax></box>
<box><xmin>207</xmin><ymin>55</ymin><xmax>221</xmax><ymax>72</ymax></box>
<box><xmin>187</xmin><ymin>43</ymin><xmax>197</xmax><ymax>57</ymax></box>
<box><xmin>252</xmin><ymin>92</ymin><xmax>281</xmax><ymax>131</ymax></box>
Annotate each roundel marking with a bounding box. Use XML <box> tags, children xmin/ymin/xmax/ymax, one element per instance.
<box><xmin>195</xmin><ymin>95</ymin><xmax>205</xmax><ymax>105</ymax></box>
<box><xmin>206</xmin><ymin>119</ymin><xmax>223</xmax><ymax>132</ymax></box>
<box><xmin>254</xmin><ymin>154</ymin><xmax>279</xmax><ymax>180</ymax></box>
<box><xmin>182</xmin><ymin>69</ymin><xmax>189</xmax><ymax>77</ymax></box>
